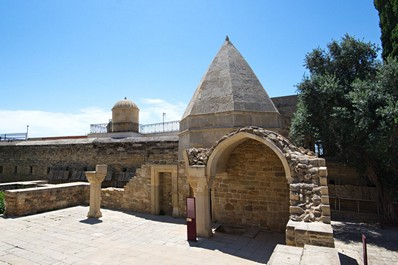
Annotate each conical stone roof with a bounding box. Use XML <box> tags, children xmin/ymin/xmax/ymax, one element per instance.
<box><xmin>182</xmin><ymin>37</ymin><xmax>278</xmax><ymax>120</ymax></box>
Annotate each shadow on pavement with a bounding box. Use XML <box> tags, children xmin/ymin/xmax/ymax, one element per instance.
<box><xmin>338</xmin><ymin>252</ymin><xmax>359</xmax><ymax>265</ymax></box>
<box><xmin>332</xmin><ymin>221</ymin><xmax>398</xmax><ymax>252</ymax></box>
<box><xmin>188</xmin><ymin>229</ymin><xmax>284</xmax><ymax>264</ymax></box>
<box><xmin>79</xmin><ymin>218</ymin><xmax>103</xmax><ymax>225</ymax></box>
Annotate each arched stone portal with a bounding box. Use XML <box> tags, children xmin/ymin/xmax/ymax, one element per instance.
<box><xmin>211</xmin><ymin>139</ymin><xmax>289</xmax><ymax>232</ymax></box>
<box><xmin>185</xmin><ymin>127</ymin><xmax>334</xmax><ymax>247</ymax></box>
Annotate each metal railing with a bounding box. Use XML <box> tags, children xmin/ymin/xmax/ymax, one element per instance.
<box><xmin>140</xmin><ymin>120</ymin><xmax>180</xmax><ymax>134</ymax></box>
<box><xmin>0</xmin><ymin>133</ymin><xmax>28</xmax><ymax>141</ymax></box>
<box><xmin>90</xmin><ymin>123</ymin><xmax>108</xmax><ymax>134</ymax></box>
<box><xmin>89</xmin><ymin>120</ymin><xmax>180</xmax><ymax>135</ymax></box>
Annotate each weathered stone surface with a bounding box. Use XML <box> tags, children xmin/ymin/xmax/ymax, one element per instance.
<box><xmin>290</xmin><ymin>206</ymin><xmax>305</xmax><ymax>215</ymax></box>
<box><xmin>5</xmin><ymin>182</ymin><xmax>89</xmax><ymax>216</ymax></box>
<box><xmin>182</xmin><ymin>39</ymin><xmax>278</xmax><ymax>119</ymax></box>
<box><xmin>212</xmin><ymin>139</ymin><xmax>289</xmax><ymax>232</ymax></box>
<box><xmin>186</xmin><ymin>126</ymin><xmax>330</xmax><ymax>225</ymax></box>
<box><xmin>186</xmin><ymin>148</ymin><xmax>211</xmax><ymax>166</ymax></box>
<box><xmin>286</xmin><ymin>220</ymin><xmax>335</xmax><ymax>248</ymax></box>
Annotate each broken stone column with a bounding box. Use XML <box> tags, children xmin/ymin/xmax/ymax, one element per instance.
<box><xmin>85</xmin><ymin>165</ymin><xmax>107</xmax><ymax>218</ymax></box>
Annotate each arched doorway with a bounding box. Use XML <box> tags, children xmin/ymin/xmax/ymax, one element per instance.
<box><xmin>186</xmin><ymin>127</ymin><xmax>332</xmax><ymax>246</ymax></box>
<box><xmin>210</xmin><ymin>138</ymin><xmax>289</xmax><ymax>232</ymax></box>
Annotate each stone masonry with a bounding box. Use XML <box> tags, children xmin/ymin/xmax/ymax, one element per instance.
<box><xmin>212</xmin><ymin>139</ymin><xmax>289</xmax><ymax>231</ymax></box>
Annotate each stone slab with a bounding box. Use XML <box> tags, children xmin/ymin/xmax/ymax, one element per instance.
<box><xmin>267</xmin><ymin>244</ymin><xmax>303</xmax><ymax>265</ymax></box>
<box><xmin>301</xmin><ymin>245</ymin><xmax>340</xmax><ymax>265</ymax></box>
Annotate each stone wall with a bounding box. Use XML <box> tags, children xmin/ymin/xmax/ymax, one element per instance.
<box><xmin>5</xmin><ymin>182</ymin><xmax>89</xmax><ymax>216</ymax></box>
<box><xmin>101</xmin><ymin>163</ymin><xmax>190</xmax><ymax>218</ymax></box>
<box><xmin>212</xmin><ymin>139</ymin><xmax>289</xmax><ymax>231</ymax></box>
<box><xmin>0</xmin><ymin>138</ymin><xmax>178</xmax><ymax>184</ymax></box>
<box><xmin>271</xmin><ymin>95</ymin><xmax>297</xmax><ymax>138</ymax></box>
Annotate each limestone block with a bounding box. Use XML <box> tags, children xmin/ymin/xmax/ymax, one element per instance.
<box><xmin>321</xmin><ymin>195</ymin><xmax>329</xmax><ymax>205</ymax></box>
<box><xmin>319</xmin><ymin>176</ymin><xmax>328</xmax><ymax>186</ymax></box>
<box><xmin>322</xmin><ymin>216</ymin><xmax>331</xmax><ymax>224</ymax></box>
<box><xmin>187</xmin><ymin>166</ymin><xmax>206</xmax><ymax>178</ymax></box>
<box><xmin>321</xmin><ymin>205</ymin><xmax>331</xmax><ymax>216</ymax></box>
<box><xmin>320</xmin><ymin>186</ymin><xmax>329</xmax><ymax>196</ymax></box>
<box><xmin>318</xmin><ymin>167</ymin><xmax>328</xmax><ymax>177</ymax></box>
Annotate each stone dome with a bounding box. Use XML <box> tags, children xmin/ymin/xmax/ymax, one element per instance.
<box><xmin>111</xmin><ymin>97</ymin><xmax>140</xmax><ymax>133</ymax></box>
<box><xmin>112</xmin><ymin>97</ymin><xmax>139</xmax><ymax>110</ymax></box>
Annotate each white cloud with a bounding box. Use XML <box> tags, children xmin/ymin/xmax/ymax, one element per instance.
<box><xmin>0</xmin><ymin>108</ymin><xmax>110</xmax><ymax>138</ymax></box>
<box><xmin>139</xmin><ymin>98</ymin><xmax>186</xmax><ymax>124</ymax></box>
<box><xmin>0</xmin><ymin>99</ymin><xmax>186</xmax><ymax>138</ymax></box>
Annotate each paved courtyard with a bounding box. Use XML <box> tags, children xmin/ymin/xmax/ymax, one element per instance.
<box><xmin>332</xmin><ymin>220</ymin><xmax>398</xmax><ymax>265</ymax></box>
<box><xmin>0</xmin><ymin>206</ymin><xmax>397</xmax><ymax>264</ymax></box>
<box><xmin>0</xmin><ymin>206</ymin><xmax>284</xmax><ymax>264</ymax></box>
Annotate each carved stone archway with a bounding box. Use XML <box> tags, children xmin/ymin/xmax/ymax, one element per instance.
<box><xmin>184</xmin><ymin>127</ymin><xmax>334</xmax><ymax>247</ymax></box>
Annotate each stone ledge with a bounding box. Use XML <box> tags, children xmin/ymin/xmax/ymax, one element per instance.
<box><xmin>286</xmin><ymin>220</ymin><xmax>335</xmax><ymax>248</ymax></box>
<box><xmin>5</xmin><ymin>182</ymin><xmax>89</xmax><ymax>193</ymax></box>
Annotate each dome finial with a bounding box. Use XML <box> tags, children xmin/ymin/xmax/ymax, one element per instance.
<box><xmin>124</xmin><ymin>97</ymin><xmax>127</xmax><ymax>100</ymax></box>
<box><xmin>225</xmin><ymin>35</ymin><xmax>229</xmax><ymax>42</ymax></box>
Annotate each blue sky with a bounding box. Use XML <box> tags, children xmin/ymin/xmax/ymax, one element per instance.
<box><xmin>0</xmin><ymin>1</ymin><xmax>381</xmax><ymax>137</ymax></box>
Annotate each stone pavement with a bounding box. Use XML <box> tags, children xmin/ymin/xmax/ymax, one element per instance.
<box><xmin>1</xmin><ymin>206</ymin><xmax>398</xmax><ymax>264</ymax></box>
<box><xmin>0</xmin><ymin>206</ymin><xmax>284</xmax><ymax>264</ymax></box>
<box><xmin>333</xmin><ymin>220</ymin><xmax>398</xmax><ymax>265</ymax></box>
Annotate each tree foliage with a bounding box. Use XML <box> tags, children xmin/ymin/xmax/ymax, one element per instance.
<box><xmin>291</xmin><ymin>35</ymin><xmax>398</xmax><ymax>221</ymax></box>
<box><xmin>374</xmin><ymin>0</ymin><xmax>398</xmax><ymax>60</ymax></box>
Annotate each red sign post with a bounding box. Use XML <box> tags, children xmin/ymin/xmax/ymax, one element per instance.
<box><xmin>362</xmin><ymin>234</ymin><xmax>367</xmax><ymax>265</ymax></box>
<box><xmin>186</xmin><ymin>197</ymin><xmax>197</xmax><ymax>241</ymax></box>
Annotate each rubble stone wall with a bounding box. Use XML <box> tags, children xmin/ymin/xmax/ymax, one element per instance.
<box><xmin>212</xmin><ymin>139</ymin><xmax>289</xmax><ymax>231</ymax></box>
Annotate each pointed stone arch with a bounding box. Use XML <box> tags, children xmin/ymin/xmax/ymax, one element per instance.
<box><xmin>206</xmin><ymin>130</ymin><xmax>292</xmax><ymax>185</ymax></box>
<box><xmin>184</xmin><ymin>127</ymin><xmax>334</xmax><ymax>246</ymax></box>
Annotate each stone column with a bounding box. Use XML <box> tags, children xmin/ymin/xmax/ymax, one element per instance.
<box><xmin>171</xmin><ymin>170</ymin><xmax>179</xmax><ymax>217</ymax></box>
<box><xmin>187</xmin><ymin>166</ymin><xmax>212</xmax><ymax>237</ymax></box>
<box><xmin>85</xmin><ymin>165</ymin><xmax>107</xmax><ymax>218</ymax></box>
<box><xmin>150</xmin><ymin>166</ymin><xmax>160</xmax><ymax>215</ymax></box>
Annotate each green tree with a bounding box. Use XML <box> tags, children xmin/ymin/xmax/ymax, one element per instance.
<box><xmin>374</xmin><ymin>0</ymin><xmax>398</xmax><ymax>60</ymax></box>
<box><xmin>291</xmin><ymin>35</ymin><xmax>398</xmax><ymax>221</ymax></box>
<box><xmin>290</xmin><ymin>35</ymin><xmax>380</xmax><ymax>155</ymax></box>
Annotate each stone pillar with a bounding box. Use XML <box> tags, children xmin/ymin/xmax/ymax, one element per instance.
<box><xmin>150</xmin><ymin>166</ymin><xmax>160</xmax><ymax>215</ymax></box>
<box><xmin>171</xmin><ymin>170</ymin><xmax>179</xmax><ymax>217</ymax></box>
<box><xmin>319</xmin><ymin>166</ymin><xmax>331</xmax><ymax>224</ymax></box>
<box><xmin>187</xmin><ymin>166</ymin><xmax>212</xmax><ymax>237</ymax></box>
<box><xmin>85</xmin><ymin>165</ymin><xmax>107</xmax><ymax>218</ymax></box>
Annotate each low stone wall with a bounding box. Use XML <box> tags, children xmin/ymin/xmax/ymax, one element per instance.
<box><xmin>286</xmin><ymin>220</ymin><xmax>334</xmax><ymax>248</ymax></box>
<box><xmin>0</xmin><ymin>180</ymin><xmax>47</xmax><ymax>191</ymax></box>
<box><xmin>5</xmin><ymin>182</ymin><xmax>89</xmax><ymax>216</ymax></box>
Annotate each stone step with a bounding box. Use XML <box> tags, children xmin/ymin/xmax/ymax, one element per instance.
<box><xmin>268</xmin><ymin>244</ymin><xmax>340</xmax><ymax>265</ymax></box>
